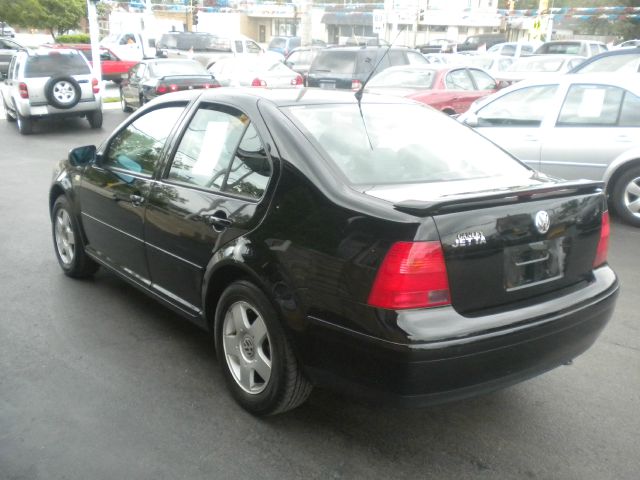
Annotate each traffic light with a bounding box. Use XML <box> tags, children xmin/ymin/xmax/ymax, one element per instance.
<box><xmin>192</xmin><ymin>9</ymin><xmax>199</xmax><ymax>26</ymax></box>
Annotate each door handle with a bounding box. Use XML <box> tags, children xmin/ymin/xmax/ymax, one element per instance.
<box><xmin>203</xmin><ymin>212</ymin><xmax>232</xmax><ymax>230</ymax></box>
<box><xmin>130</xmin><ymin>194</ymin><xmax>145</xmax><ymax>206</ymax></box>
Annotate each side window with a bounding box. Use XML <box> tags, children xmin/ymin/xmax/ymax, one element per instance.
<box><xmin>522</xmin><ymin>45</ymin><xmax>534</xmax><ymax>54</ymax></box>
<box><xmin>502</xmin><ymin>44</ymin><xmax>516</xmax><ymax>56</ymax></box>
<box><xmin>8</xmin><ymin>56</ymin><xmax>17</xmax><ymax>79</ymax></box>
<box><xmin>477</xmin><ymin>85</ymin><xmax>558</xmax><ymax>127</ymax></box>
<box><xmin>619</xmin><ymin>92</ymin><xmax>640</xmax><ymax>127</ymax></box>
<box><xmin>557</xmin><ymin>84</ymin><xmax>623</xmax><ymax>127</ymax></box>
<box><xmin>235</xmin><ymin>41</ymin><xmax>244</xmax><ymax>53</ymax></box>
<box><xmin>167</xmin><ymin>106</ymin><xmax>248</xmax><ymax>190</ymax></box>
<box><xmin>246</xmin><ymin>41</ymin><xmax>262</xmax><ymax>54</ymax></box>
<box><xmin>469</xmin><ymin>68</ymin><xmax>497</xmax><ymax>90</ymax></box>
<box><xmin>103</xmin><ymin>106</ymin><xmax>185</xmax><ymax>175</ymax></box>
<box><xmin>406</xmin><ymin>50</ymin><xmax>428</xmax><ymax>65</ymax></box>
<box><xmin>223</xmin><ymin>123</ymin><xmax>271</xmax><ymax>200</ymax></box>
<box><xmin>389</xmin><ymin>50</ymin><xmax>405</xmax><ymax>66</ymax></box>
<box><xmin>445</xmin><ymin>69</ymin><xmax>474</xmax><ymax>90</ymax></box>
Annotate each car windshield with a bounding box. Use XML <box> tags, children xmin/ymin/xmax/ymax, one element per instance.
<box><xmin>577</xmin><ymin>53</ymin><xmax>640</xmax><ymax>73</ymax></box>
<box><xmin>284</xmin><ymin>103</ymin><xmax>530</xmax><ymax>185</ymax></box>
<box><xmin>509</xmin><ymin>57</ymin><xmax>564</xmax><ymax>72</ymax></box>
<box><xmin>24</xmin><ymin>53</ymin><xmax>90</xmax><ymax>77</ymax></box>
<box><xmin>311</xmin><ymin>51</ymin><xmax>357</xmax><ymax>74</ymax></box>
<box><xmin>368</xmin><ymin>68</ymin><xmax>436</xmax><ymax>88</ymax></box>
<box><xmin>150</xmin><ymin>61</ymin><xmax>208</xmax><ymax>76</ymax></box>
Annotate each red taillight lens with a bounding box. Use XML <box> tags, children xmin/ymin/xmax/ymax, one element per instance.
<box><xmin>91</xmin><ymin>78</ymin><xmax>99</xmax><ymax>94</ymax></box>
<box><xmin>367</xmin><ymin>241</ymin><xmax>451</xmax><ymax>310</ymax></box>
<box><xmin>593</xmin><ymin>210</ymin><xmax>610</xmax><ymax>268</ymax></box>
<box><xmin>351</xmin><ymin>79</ymin><xmax>362</xmax><ymax>91</ymax></box>
<box><xmin>203</xmin><ymin>83</ymin><xmax>219</xmax><ymax>89</ymax></box>
<box><xmin>156</xmin><ymin>84</ymin><xmax>168</xmax><ymax>94</ymax></box>
<box><xmin>169</xmin><ymin>84</ymin><xmax>179</xmax><ymax>92</ymax></box>
<box><xmin>291</xmin><ymin>75</ymin><xmax>304</xmax><ymax>86</ymax></box>
<box><xmin>251</xmin><ymin>78</ymin><xmax>267</xmax><ymax>87</ymax></box>
<box><xmin>19</xmin><ymin>82</ymin><xmax>28</xmax><ymax>99</ymax></box>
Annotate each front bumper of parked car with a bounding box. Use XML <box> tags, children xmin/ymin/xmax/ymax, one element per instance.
<box><xmin>302</xmin><ymin>266</ymin><xmax>618</xmax><ymax>406</ymax></box>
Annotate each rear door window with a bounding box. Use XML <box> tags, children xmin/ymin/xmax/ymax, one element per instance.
<box><xmin>469</xmin><ymin>68</ymin><xmax>497</xmax><ymax>90</ymax></box>
<box><xmin>557</xmin><ymin>84</ymin><xmax>624</xmax><ymax>127</ymax></box>
<box><xmin>445</xmin><ymin>69</ymin><xmax>474</xmax><ymax>90</ymax></box>
<box><xmin>476</xmin><ymin>84</ymin><xmax>558</xmax><ymax>127</ymax></box>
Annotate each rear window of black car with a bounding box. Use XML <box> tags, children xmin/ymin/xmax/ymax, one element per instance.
<box><xmin>24</xmin><ymin>53</ymin><xmax>90</xmax><ymax>77</ymax></box>
<box><xmin>311</xmin><ymin>51</ymin><xmax>357</xmax><ymax>74</ymax></box>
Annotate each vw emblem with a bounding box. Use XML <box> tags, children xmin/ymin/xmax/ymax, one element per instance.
<box><xmin>534</xmin><ymin>211</ymin><xmax>551</xmax><ymax>234</ymax></box>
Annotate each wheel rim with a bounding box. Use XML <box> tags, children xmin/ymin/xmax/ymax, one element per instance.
<box><xmin>222</xmin><ymin>301</ymin><xmax>272</xmax><ymax>395</ymax></box>
<box><xmin>121</xmin><ymin>93</ymin><xmax>126</xmax><ymax>111</ymax></box>
<box><xmin>53</xmin><ymin>81</ymin><xmax>76</xmax><ymax>105</ymax></box>
<box><xmin>622</xmin><ymin>175</ymin><xmax>640</xmax><ymax>219</ymax></box>
<box><xmin>54</xmin><ymin>208</ymin><xmax>76</xmax><ymax>265</ymax></box>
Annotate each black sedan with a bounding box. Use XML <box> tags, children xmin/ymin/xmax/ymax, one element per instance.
<box><xmin>50</xmin><ymin>88</ymin><xmax>618</xmax><ymax>415</ymax></box>
<box><xmin>119</xmin><ymin>58</ymin><xmax>219</xmax><ymax>112</ymax></box>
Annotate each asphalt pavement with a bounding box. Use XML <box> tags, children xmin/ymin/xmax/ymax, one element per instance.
<box><xmin>0</xmin><ymin>110</ymin><xmax>639</xmax><ymax>480</ymax></box>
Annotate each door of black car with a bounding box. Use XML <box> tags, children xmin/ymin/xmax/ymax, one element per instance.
<box><xmin>78</xmin><ymin>105</ymin><xmax>186</xmax><ymax>283</ymax></box>
<box><xmin>122</xmin><ymin>62</ymin><xmax>145</xmax><ymax>106</ymax></box>
<box><xmin>144</xmin><ymin>102</ymin><xmax>274</xmax><ymax>314</ymax></box>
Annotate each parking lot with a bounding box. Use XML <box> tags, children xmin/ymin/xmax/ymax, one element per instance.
<box><xmin>0</xmin><ymin>105</ymin><xmax>639</xmax><ymax>479</ymax></box>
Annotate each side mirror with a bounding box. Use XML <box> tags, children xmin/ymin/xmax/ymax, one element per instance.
<box><xmin>68</xmin><ymin>145</ymin><xmax>97</xmax><ymax>167</ymax></box>
<box><xmin>463</xmin><ymin>113</ymin><xmax>479</xmax><ymax>128</ymax></box>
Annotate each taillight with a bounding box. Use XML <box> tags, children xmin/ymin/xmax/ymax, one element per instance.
<box><xmin>367</xmin><ymin>241</ymin><xmax>451</xmax><ymax>310</ymax></box>
<box><xmin>351</xmin><ymin>79</ymin><xmax>362</xmax><ymax>91</ymax></box>
<box><xmin>19</xmin><ymin>82</ymin><xmax>28</xmax><ymax>99</ymax></box>
<box><xmin>291</xmin><ymin>75</ymin><xmax>304</xmax><ymax>86</ymax></box>
<box><xmin>169</xmin><ymin>84</ymin><xmax>179</xmax><ymax>92</ymax></box>
<box><xmin>203</xmin><ymin>83</ymin><xmax>219</xmax><ymax>89</ymax></box>
<box><xmin>251</xmin><ymin>78</ymin><xmax>267</xmax><ymax>87</ymax></box>
<box><xmin>156</xmin><ymin>84</ymin><xmax>168</xmax><ymax>94</ymax></box>
<box><xmin>593</xmin><ymin>210</ymin><xmax>610</xmax><ymax>268</ymax></box>
<box><xmin>91</xmin><ymin>78</ymin><xmax>99</xmax><ymax>94</ymax></box>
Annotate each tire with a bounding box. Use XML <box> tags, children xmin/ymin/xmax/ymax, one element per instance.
<box><xmin>214</xmin><ymin>281</ymin><xmax>312</xmax><ymax>416</ymax></box>
<box><xmin>44</xmin><ymin>76</ymin><xmax>81</xmax><ymax>109</ymax></box>
<box><xmin>51</xmin><ymin>196</ymin><xmax>99</xmax><ymax>278</ymax></box>
<box><xmin>16</xmin><ymin>112</ymin><xmax>33</xmax><ymax>135</ymax></box>
<box><xmin>87</xmin><ymin>109</ymin><xmax>103</xmax><ymax>129</ymax></box>
<box><xmin>611</xmin><ymin>165</ymin><xmax>640</xmax><ymax>227</ymax></box>
<box><xmin>3</xmin><ymin>99</ymin><xmax>15</xmax><ymax>122</ymax></box>
<box><xmin>120</xmin><ymin>89</ymin><xmax>132</xmax><ymax>112</ymax></box>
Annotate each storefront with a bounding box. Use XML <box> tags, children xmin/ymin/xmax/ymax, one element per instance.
<box><xmin>244</xmin><ymin>4</ymin><xmax>298</xmax><ymax>43</ymax></box>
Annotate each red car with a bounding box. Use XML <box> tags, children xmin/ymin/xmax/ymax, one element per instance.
<box><xmin>45</xmin><ymin>43</ymin><xmax>138</xmax><ymax>83</ymax></box>
<box><xmin>365</xmin><ymin>65</ymin><xmax>499</xmax><ymax>115</ymax></box>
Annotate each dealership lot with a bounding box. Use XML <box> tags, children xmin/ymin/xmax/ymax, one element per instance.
<box><xmin>0</xmin><ymin>110</ymin><xmax>639</xmax><ymax>479</ymax></box>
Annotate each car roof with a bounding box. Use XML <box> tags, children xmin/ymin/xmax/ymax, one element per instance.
<box><xmin>322</xmin><ymin>45</ymin><xmax>412</xmax><ymax>52</ymax></box>
<box><xmin>501</xmin><ymin>72</ymin><xmax>640</xmax><ymax>92</ymax></box>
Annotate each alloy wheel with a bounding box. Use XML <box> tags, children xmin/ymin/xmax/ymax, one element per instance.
<box><xmin>622</xmin><ymin>175</ymin><xmax>640</xmax><ymax>220</ymax></box>
<box><xmin>54</xmin><ymin>208</ymin><xmax>75</xmax><ymax>266</ymax></box>
<box><xmin>52</xmin><ymin>80</ymin><xmax>77</xmax><ymax>106</ymax></box>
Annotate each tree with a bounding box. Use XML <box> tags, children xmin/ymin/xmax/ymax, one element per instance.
<box><xmin>0</xmin><ymin>0</ymin><xmax>86</xmax><ymax>41</ymax></box>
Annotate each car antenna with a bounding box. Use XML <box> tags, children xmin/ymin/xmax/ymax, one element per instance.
<box><xmin>354</xmin><ymin>28</ymin><xmax>406</xmax><ymax>150</ymax></box>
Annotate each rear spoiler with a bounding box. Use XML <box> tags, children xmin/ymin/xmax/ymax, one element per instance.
<box><xmin>393</xmin><ymin>179</ymin><xmax>604</xmax><ymax>216</ymax></box>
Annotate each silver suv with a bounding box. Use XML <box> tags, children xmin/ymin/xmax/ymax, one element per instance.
<box><xmin>0</xmin><ymin>48</ymin><xmax>103</xmax><ymax>134</ymax></box>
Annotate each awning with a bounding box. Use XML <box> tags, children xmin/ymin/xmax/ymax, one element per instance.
<box><xmin>321</xmin><ymin>12</ymin><xmax>373</xmax><ymax>26</ymax></box>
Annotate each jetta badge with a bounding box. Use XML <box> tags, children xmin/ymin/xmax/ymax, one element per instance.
<box><xmin>453</xmin><ymin>231</ymin><xmax>486</xmax><ymax>248</ymax></box>
<box><xmin>535</xmin><ymin>211</ymin><xmax>551</xmax><ymax>234</ymax></box>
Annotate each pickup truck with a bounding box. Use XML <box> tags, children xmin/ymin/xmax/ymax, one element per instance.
<box><xmin>100</xmin><ymin>31</ymin><xmax>157</xmax><ymax>61</ymax></box>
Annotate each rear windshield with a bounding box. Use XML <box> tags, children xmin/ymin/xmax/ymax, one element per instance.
<box><xmin>537</xmin><ymin>42</ymin><xmax>581</xmax><ymax>55</ymax></box>
<box><xmin>269</xmin><ymin>38</ymin><xmax>287</xmax><ymax>49</ymax></box>
<box><xmin>311</xmin><ymin>51</ymin><xmax>357</xmax><ymax>74</ymax></box>
<box><xmin>149</xmin><ymin>61</ymin><xmax>208</xmax><ymax>77</ymax></box>
<box><xmin>25</xmin><ymin>53</ymin><xmax>90</xmax><ymax>77</ymax></box>
<box><xmin>284</xmin><ymin>103</ymin><xmax>530</xmax><ymax>185</ymax></box>
<box><xmin>159</xmin><ymin>33</ymin><xmax>232</xmax><ymax>52</ymax></box>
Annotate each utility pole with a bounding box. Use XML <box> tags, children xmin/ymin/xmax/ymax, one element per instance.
<box><xmin>86</xmin><ymin>0</ymin><xmax>102</xmax><ymax>84</ymax></box>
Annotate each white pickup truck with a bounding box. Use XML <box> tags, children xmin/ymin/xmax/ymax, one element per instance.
<box><xmin>100</xmin><ymin>31</ymin><xmax>157</xmax><ymax>61</ymax></box>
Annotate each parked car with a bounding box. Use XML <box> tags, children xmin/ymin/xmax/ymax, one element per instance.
<box><xmin>1</xmin><ymin>48</ymin><xmax>102</xmax><ymax>134</ymax></box>
<box><xmin>457</xmin><ymin>54</ymin><xmax>515</xmax><ymax>76</ymax></box>
<box><xmin>459</xmin><ymin>73</ymin><xmax>640</xmax><ymax>226</ymax></box>
<box><xmin>366</xmin><ymin>65</ymin><xmax>498</xmax><ymax>115</ymax></box>
<box><xmin>457</xmin><ymin>33</ymin><xmax>507</xmax><ymax>52</ymax></box>
<box><xmin>268</xmin><ymin>36</ymin><xmax>326</xmax><ymax>56</ymax></box>
<box><xmin>120</xmin><ymin>58</ymin><xmax>218</xmax><ymax>112</ymax></box>
<box><xmin>284</xmin><ymin>46</ymin><xmax>324</xmax><ymax>84</ymax></box>
<box><xmin>534</xmin><ymin>40</ymin><xmax>607</xmax><ymax>58</ymax></box>
<box><xmin>156</xmin><ymin>31</ymin><xmax>264</xmax><ymax>69</ymax></box>
<box><xmin>209</xmin><ymin>56</ymin><xmax>303</xmax><ymax>88</ymax></box>
<box><xmin>44</xmin><ymin>43</ymin><xmax>138</xmax><ymax>83</ymax></box>
<box><xmin>569</xmin><ymin>47</ymin><xmax>640</xmax><ymax>74</ymax></box>
<box><xmin>0</xmin><ymin>22</ymin><xmax>16</xmax><ymax>38</ymax></box>
<box><xmin>0</xmin><ymin>37</ymin><xmax>22</xmax><ymax>76</ymax></box>
<box><xmin>487</xmin><ymin>41</ymin><xmax>540</xmax><ymax>58</ymax></box>
<box><xmin>49</xmin><ymin>88</ymin><xmax>617</xmax><ymax>415</ymax></box>
<box><xmin>496</xmin><ymin>54</ymin><xmax>586</xmax><ymax>84</ymax></box>
<box><xmin>307</xmin><ymin>46</ymin><xmax>427</xmax><ymax>90</ymax></box>
<box><xmin>617</xmin><ymin>39</ymin><xmax>640</xmax><ymax>49</ymax></box>
<box><xmin>416</xmin><ymin>39</ymin><xmax>458</xmax><ymax>54</ymax></box>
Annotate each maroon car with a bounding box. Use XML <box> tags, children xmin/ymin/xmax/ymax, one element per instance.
<box><xmin>366</xmin><ymin>64</ymin><xmax>499</xmax><ymax>115</ymax></box>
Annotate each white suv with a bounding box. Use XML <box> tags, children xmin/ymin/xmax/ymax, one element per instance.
<box><xmin>0</xmin><ymin>48</ymin><xmax>103</xmax><ymax>134</ymax></box>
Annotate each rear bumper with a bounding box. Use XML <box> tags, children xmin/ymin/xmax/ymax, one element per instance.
<box><xmin>302</xmin><ymin>266</ymin><xmax>618</xmax><ymax>406</ymax></box>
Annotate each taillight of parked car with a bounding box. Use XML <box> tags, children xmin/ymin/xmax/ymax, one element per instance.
<box><xmin>203</xmin><ymin>83</ymin><xmax>219</xmax><ymax>89</ymax></box>
<box><xmin>91</xmin><ymin>78</ymin><xmax>99</xmax><ymax>94</ymax></box>
<box><xmin>251</xmin><ymin>78</ymin><xmax>267</xmax><ymax>87</ymax></box>
<box><xmin>19</xmin><ymin>82</ymin><xmax>29</xmax><ymax>99</ymax></box>
<box><xmin>593</xmin><ymin>210</ymin><xmax>610</xmax><ymax>268</ymax></box>
<box><xmin>367</xmin><ymin>241</ymin><xmax>451</xmax><ymax>310</ymax></box>
<box><xmin>291</xmin><ymin>75</ymin><xmax>304</xmax><ymax>86</ymax></box>
<box><xmin>351</xmin><ymin>79</ymin><xmax>362</xmax><ymax>91</ymax></box>
<box><xmin>156</xmin><ymin>84</ymin><xmax>179</xmax><ymax>94</ymax></box>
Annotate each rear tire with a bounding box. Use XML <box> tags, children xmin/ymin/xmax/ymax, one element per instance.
<box><xmin>3</xmin><ymin>99</ymin><xmax>15</xmax><ymax>122</ymax></box>
<box><xmin>214</xmin><ymin>281</ymin><xmax>312</xmax><ymax>416</ymax></box>
<box><xmin>51</xmin><ymin>196</ymin><xmax>100</xmax><ymax>278</ymax></box>
<box><xmin>17</xmin><ymin>112</ymin><xmax>33</xmax><ymax>135</ymax></box>
<box><xmin>87</xmin><ymin>109</ymin><xmax>103</xmax><ymax>129</ymax></box>
<box><xmin>120</xmin><ymin>89</ymin><xmax>132</xmax><ymax>112</ymax></box>
<box><xmin>611</xmin><ymin>165</ymin><xmax>640</xmax><ymax>227</ymax></box>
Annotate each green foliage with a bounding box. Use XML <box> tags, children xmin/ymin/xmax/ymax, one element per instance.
<box><xmin>56</xmin><ymin>33</ymin><xmax>90</xmax><ymax>44</ymax></box>
<box><xmin>0</xmin><ymin>0</ymin><xmax>86</xmax><ymax>40</ymax></box>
